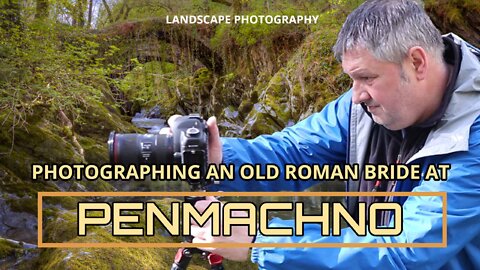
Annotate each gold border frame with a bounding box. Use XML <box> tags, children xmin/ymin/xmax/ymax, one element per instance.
<box><xmin>37</xmin><ymin>191</ymin><xmax>447</xmax><ymax>248</ymax></box>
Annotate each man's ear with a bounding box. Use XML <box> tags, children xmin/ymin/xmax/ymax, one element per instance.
<box><xmin>406</xmin><ymin>46</ymin><xmax>428</xmax><ymax>80</ymax></box>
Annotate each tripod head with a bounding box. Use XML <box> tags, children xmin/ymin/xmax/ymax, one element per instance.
<box><xmin>171</xmin><ymin>194</ymin><xmax>225</xmax><ymax>270</ymax></box>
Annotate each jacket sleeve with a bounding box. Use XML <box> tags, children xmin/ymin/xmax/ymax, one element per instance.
<box><xmin>250</xmin><ymin>118</ymin><xmax>480</xmax><ymax>270</ymax></box>
<box><xmin>207</xmin><ymin>90</ymin><xmax>352</xmax><ymax>192</ymax></box>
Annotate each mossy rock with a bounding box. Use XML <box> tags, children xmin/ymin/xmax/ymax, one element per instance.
<box><xmin>0</xmin><ymin>196</ymin><xmax>38</xmax><ymax>243</ymax></box>
<box><xmin>237</xmin><ymin>26</ymin><xmax>351</xmax><ymax>138</ymax></box>
<box><xmin>36</xmin><ymin>201</ymin><xmax>195</xmax><ymax>269</ymax></box>
<box><xmin>37</xmin><ymin>229</ymin><xmax>172</xmax><ymax>270</ymax></box>
<box><xmin>193</xmin><ymin>67</ymin><xmax>214</xmax><ymax>91</ymax></box>
<box><xmin>45</xmin><ymin>195</ymin><xmax>79</xmax><ymax>211</ymax></box>
<box><xmin>28</xmin><ymin>127</ymin><xmax>82</xmax><ymax>164</ymax></box>
<box><xmin>6</xmin><ymin>196</ymin><xmax>37</xmax><ymax>215</ymax></box>
<box><xmin>0</xmin><ymin>164</ymin><xmax>57</xmax><ymax>198</ymax></box>
<box><xmin>43</xmin><ymin>211</ymin><xmax>79</xmax><ymax>244</ymax></box>
<box><xmin>237</xmin><ymin>100</ymin><xmax>254</xmax><ymax>119</ymax></box>
<box><xmin>77</xmin><ymin>136</ymin><xmax>108</xmax><ymax>164</ymax></box>
<box><xmin>0</xmin><ymin>120</ymin><xmax>83</xmax><ymax>180</ymax></box>
<box><xmin>41</xmin><ymin>198</ymin><xmax>184</xmax><ymax>245</ymax></box>
<box><xmin>38</xmin><ymin>220</ymin><xmax>256</xmax><ymax>270</ymax></box>
<box><xmin>77</xmin><ymin>99</ymin><xmax>136</xmax><ymax>141</ymax></box>
<box><xmin>425</xmin><ymin>0</ymin><xmax>480</xmax><ymax>48</ymax></box>
<box><xmin>218</xmin><ymin>106</ymin><xmax>244</xmax><ymax>137</ymax></box>
<box><xmin>36</xmin><ymin>197</ymin><xmax>257</xmax><ymax>269</ymax></box>
<box><xmin>0</xmin><ymin>238</ymin><xmax>40</xmax><ymax>269</ymax></box>
<box><xmin>253</xmin><ymin>68</ymin><xmax>293</xmax><ymax>124</ymax></box>
<box><xmin>241</xmin><ymin>104</ymin><xmax>284</xmax><ymax>138</ymax></box>
<box><xmin>81</xmin><ymin>179</ymin><xmax>116</xmax><ymax>192</ymax></box>
<box><xmin>0</xmin><ymin>238</ymin><xmax>21</xmax><ymax>259</ymax></box>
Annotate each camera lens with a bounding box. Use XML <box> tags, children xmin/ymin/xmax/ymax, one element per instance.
<box><xmin>108</xmin><ymin>131</ymin><xmax>173</xmax><ymax>165</ymax></box>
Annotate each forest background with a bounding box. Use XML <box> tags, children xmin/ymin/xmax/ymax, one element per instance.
<box><xmin>0</xmin><ymin>0</ymin><xmax>479</xmax><ymax>269</ymax></box>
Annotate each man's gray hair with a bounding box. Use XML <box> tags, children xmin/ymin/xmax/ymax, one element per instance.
<box><xmin>333</xmin><ymin>0</ymin><xmax>444</xmax><ymax>63</ymax></box>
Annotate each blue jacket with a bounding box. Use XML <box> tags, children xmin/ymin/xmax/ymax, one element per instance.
<box><xmin>209</xmin><ymin>34</ymin><xmax>480</xmax><ymax>269</ymax></box>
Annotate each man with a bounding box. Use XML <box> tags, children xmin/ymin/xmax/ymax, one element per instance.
<box><xmin>181</xmin><ymin>0</ymin><xmax>480</xmax><ymax>269</ymax></box>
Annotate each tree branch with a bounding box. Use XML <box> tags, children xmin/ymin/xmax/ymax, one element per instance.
<box><xmin>212</xmin><ymin>0</ymin><xmax>232</xmax><ymax>6</ymax></box>
<box><xmin>101</xmin><ymin>0</ymin><xmax>113</xmax><ymax>23</ymax></box>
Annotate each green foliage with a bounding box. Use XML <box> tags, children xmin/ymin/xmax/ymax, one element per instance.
<box><xmin>0</xmin><ymin>22</ymin><xmax>108</xmax><ymax>132</ymax></box>
<box><xmin>211</xmin><ymin>0</ymin><xmax>329</xmax><ymax>49</ymax></box>
<box><xmin>215</xmin><ymin>11</ymin><xmax>303</xmax><ymax>47</ymax></box>
<box><xmin>118</xmin><ymin>60</ymin><xmax>181</xmax><ymax>115</ymax></box>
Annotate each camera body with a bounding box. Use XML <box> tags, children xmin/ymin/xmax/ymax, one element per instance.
<box><xmin>108</xmin><ymin>114</ymin><xmax>209</xmax><ymax>187</ymax></box>
<box><xmin>170</xmin><ymin>114</ymin><xmax>209</xmax><ymax>172</ymax></box>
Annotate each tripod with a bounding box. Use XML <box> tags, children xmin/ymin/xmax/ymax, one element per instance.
<box><xmin>171</xmin><ymin>196</ymin><xmax>225</xmax><ymax>270</ymax></box>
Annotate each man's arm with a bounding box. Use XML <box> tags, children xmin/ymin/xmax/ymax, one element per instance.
<box><xmin>207</xmin><ymin>90</ymin><xmax>352</xmax><ymax>192</ymax></box>
<box><xmin>250</xmin><ymin>119</ymin><xmax>480</xmax><ymax>270</ymax></box>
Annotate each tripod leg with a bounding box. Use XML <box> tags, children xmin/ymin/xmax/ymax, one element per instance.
<box><xmin>171</xmin><ymin>196</ymin><xmax>226</xmax><ymax>270</ymax></box>
<box><xmin>171</xmin><ymin>248</ymin><xmax>193</xmax><ymax>270</ymax></box>
<box><xmin>208</xmin><ymin>253</ymin><xmax>224</xmax><ymax>270</ymax></box>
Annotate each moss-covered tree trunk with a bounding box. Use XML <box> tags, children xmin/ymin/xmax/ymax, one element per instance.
<box><xmin>0</xmin><ymin>0</ymin><xmax>21</xmax><ymax>30</ymax></box>
<box><xmin>35</xmin><ymin>0</ymin><xmax>49</xmax><ymax>20</ymax></box>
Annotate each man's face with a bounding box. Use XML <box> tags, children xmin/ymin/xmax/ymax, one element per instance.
<box><xmin>342</xmin><ymin>48</ymin><xmax>424</xmax><ymax>130</ymax></box>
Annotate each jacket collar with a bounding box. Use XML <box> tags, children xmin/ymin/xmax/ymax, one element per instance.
<box><xmin>408</xmin><ymin>34</ymin><xmax>480</xmax><ymax>162</ymax></box>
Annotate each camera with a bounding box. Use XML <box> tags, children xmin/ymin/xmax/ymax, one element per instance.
<box><xmin>108</xmin><ymin>114</ymin><xmax>209</xmax><ymax>187</ymax></box>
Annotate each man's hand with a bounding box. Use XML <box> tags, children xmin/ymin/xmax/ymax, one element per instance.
<box><xmin>190</xmin><ymin>196</ymin><xmax>254</xmax><ymax>261</ymax></box>
<box><xmin>167</xmin><ymin>115</ymin><xmax>223</xmax><ymax>165</ymax></box>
